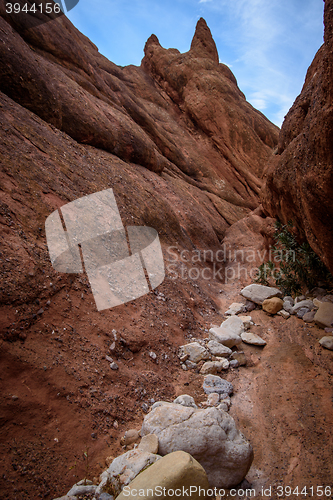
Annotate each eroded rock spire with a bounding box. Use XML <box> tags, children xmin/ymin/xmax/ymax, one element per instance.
<box><xmin>190</xmin><ymin>18</ymin><xmax>219</xmax><ymax>64</ymax></box>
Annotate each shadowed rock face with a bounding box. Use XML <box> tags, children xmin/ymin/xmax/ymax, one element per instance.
<box><xmin>262</xmin><ymin>0</ymin><xmax>333</xmax><ymax>274</ymax></box>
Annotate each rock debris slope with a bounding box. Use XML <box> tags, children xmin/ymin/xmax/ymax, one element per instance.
<box><xmin>262</xmin><ymin>0</ymin><xmax>333</xmax><ymax>274</ymax></box>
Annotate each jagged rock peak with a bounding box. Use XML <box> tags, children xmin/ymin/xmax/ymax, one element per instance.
<box><xmin>190</xmin><ymin>18</ymin><xmax>219</xmax><ymax>64</ymax></box>
<box><xmin>144</xmin><ymin>34</ymin><xmax>161</xmax><ymax>53</ymax></box>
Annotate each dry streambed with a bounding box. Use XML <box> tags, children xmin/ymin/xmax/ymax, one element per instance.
<box><xmin>53</xmin><ymin>284</ymin><xmax>333</xmax><ymax>500</ymax></box>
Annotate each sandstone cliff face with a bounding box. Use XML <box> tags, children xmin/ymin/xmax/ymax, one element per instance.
<box><xmin>0</xmin><ymin>9</ymin><xmax>278</xmax><ymax>308</ymax></box>
<box><xmin>262</xmin><ymin>0</ymin><xmax>333</xmax><ymax>274</ymax></box>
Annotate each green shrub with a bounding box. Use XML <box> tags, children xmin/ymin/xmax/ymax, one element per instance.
<box><xmin>254</xmin><ymin>221</ymin><xmax>333</xmax><ymax>295</ymax></box>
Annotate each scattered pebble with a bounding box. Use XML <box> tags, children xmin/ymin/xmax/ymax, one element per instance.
<box><xmin>241</xmin><ymin>332</ymin><xmax>266</xmax><ymax>346</ymax></box>
<box><xmin>277</xmin><ymin>309</ymin><xmax>290</xmax><ymax>319</ymax></box>
<box><xmin>142</xmin><ymin>403</ymin><xmax>149</xmax><ymax>413</ymax></box>
<box><xmin>138</xmin><ymin>433</ymin><xmax>159</xmax><ymax>454</ymax></box>
<box><xmin>238</xmin><ymin>316</ymin><xmax>253</xmax><ymax>330</ymax></box>
<box><xmin>206</xmin><ymin>393</ymin><xmax>220</xmax><ymax>406</ymax></box>
<box><xmin>173</xmin><ymin>395</ymin><xmax>197</xmax><ymax>408</ymax></box>
<box><xmin>207</xmin><ymin>340</ymin><xmax>232</xmax><ymax>357</ymax></box>
<box><xmin>230</xmin><ymin>351</ymin><xmax>247</xmax><ymax>366</ymax></box>
<box><xmin>120</xmin><ymin>429</ymin><xmax>140</xmax><ymax>446</ymax></box>
<box><xmin>225</xmin><ymin>302</ymin><xmax>245</xmax><ymax>316</ymax></box>
<box><xmin>179</xmin><ymin>342</ymin><xmax>211</xmax><ymax>363</ymax></box>
<box><xmin>296</xmin><ymin>307</ymin><xmax>310</xmax><ymax>318</ymax></box>
<box><xmin>203</xmin><ymin>374</ymin><xmax>233</xmax><ymax>395</ymax></box>
<box><xmin>185</xmin><ymin>360</ymin><xmax>197</xmax><ymax>370</ymax></box>
<box><xmin>319</xmin><ymin>336</ymin><xmax>333</xmax><ymax>350</ymax></box>
<box><xmin>229</xmin><ymin>359</ymin><xmax>239</xmax><ymax>369</ymax></box>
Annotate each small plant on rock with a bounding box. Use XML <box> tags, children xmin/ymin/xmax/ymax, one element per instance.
<box><xmin>255</xmin><ymin>221</ymin><xmax>332</xmax><ymax>295</ymax></box>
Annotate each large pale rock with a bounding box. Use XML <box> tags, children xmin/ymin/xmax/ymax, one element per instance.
<box><xmin>314</xmin><ymin>302</ymin><xmax>333</xmax><ymax>329</ymax></box>
<box><xmin>216</xmin><ymin>357</ymin><xmax>230</xmax><ymax>370</ymax></box>
<box><xmin>240</xmin><ymin>284</ymin><xmax>282</xmax><ymax>305</ymax></box>
<box><xmin>200</xmin><ymin>361</ymin><xmax>219</xmax><ymax>375</ymax></box>
<box><xmin>319</xmin><ymin>336</ymin><xmax>333</xmax><ymax>350</ymax></box>
<box><xmin>221</xmin><ymin>315</ymin><xmax>245</xmax><ymax>336</ymax></box>
<box><xmin>202</xmin><ymin>374</ymin><xmax>233</xmax><ymax>395</ymax></box>
<box><xmin>141</xmin><ymin>403</ymin><xmax>253</xmax><ymax>488</ymax></box>
<box><xmin>179</xmin><ymin>343</ymin><xmax>211</xmax><ymax>363</ymax></box>
<box><xmin>207</xmin><ymin>340</ymin><xmax>232</xmax><ymax>357</ymax></box>
<box><xmin>116</xmin><ymin>451</ymin><xmax>210</xmax><ymax>500</ymax></box>
<box><xmin>262</xmin><ymin>297</ymin><xmax>284</xmax><ymax>314</ymax></box>
<box><xmin>241</xmin><ymin>332</ymin><xmax>266</xmax><ymax>346</ymax></box>
<box><xmin>96</xmin><ymin>448</ymin><xmax>161</xmax><ymax>498</ymax></box>
<box><xmin>209</xmin><ymin>327</ymin><xmax>242</xmax><ymax>348</ymax></box>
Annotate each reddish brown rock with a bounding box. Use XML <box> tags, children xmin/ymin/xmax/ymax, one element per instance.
<box><xmin>0</xmin><ymin>9</ymin><xmax>278</xmax><ymax>206</ymax></box>
<box><xmin>0</xmin><ymin>10</ymin><xmax>280</xmax><ymax>500</ymax></box>
<box><xmin>190</xmin><ymin>17</ymin><xmax>219</xmax><ymax>64</ymax></box>
<box><xmin>0</xmin><ymin>11</ymin><xmax>279</xmax><ymax>309</ymax></box>
<box><xmin>262</xmin><ymin>0</ymin><xmax>333</xmax><ymax>274</ymax></box>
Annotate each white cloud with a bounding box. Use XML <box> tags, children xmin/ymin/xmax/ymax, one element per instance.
<box><xmin>250</xmin><ymin>97</ymin><xmax>267</xmax><ymax>111</ymax></box>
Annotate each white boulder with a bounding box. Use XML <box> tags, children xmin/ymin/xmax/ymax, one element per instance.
<box><xmin>141</xmin><ymin>402</ymin><xmax>253</xmax><ymax>488</ymax></box>
<box><xmin>240</xmin><ymin>284</ymin><xmax>282</xmax><ymax>305</ymax></box>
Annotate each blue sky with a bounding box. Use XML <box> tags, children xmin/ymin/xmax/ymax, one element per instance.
<box><xmin>66</xmin><ymin>0</ymin><xmax>324</xmax><ymax>127</ymax></box>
